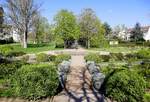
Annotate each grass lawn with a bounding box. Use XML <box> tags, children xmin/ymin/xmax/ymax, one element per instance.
<box><xmin>88</xmin><ymin>46</ymin><xmax>149</xmax><ymax>53</ymax></box>
<box><xmin>0</xmin><ymin>43</ymin><xmax>63</xmax><ymax>54</ymax></box>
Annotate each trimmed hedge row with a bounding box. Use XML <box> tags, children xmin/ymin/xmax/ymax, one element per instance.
<box><xmin>85</xmin><ymin>53</ymin><xmax>148</xmax><ymax>102</ymax></box>
<box><xmin>0</xmin><ymin>61</ymin><xmax>26</xmax><ymax>79</ymax></box>
<box><xmin>55</xmin><ymin>54</ymin><xmax>71</xmax><ymax>64</ymax></box>
<box><xmin>36</xmin><ymin>53</ymin><xmax>71</xmax><ymax>64</ymax></box>
<box><xmin>85</xmin><ymin>48</ymin><xmax>150</xmax><ymax>63</ymax></box>
<box><xmin>11</xmin><ymin>63</ymin><xmax>59</xmax><ymax>100</ymax></box>
<box><xmin>136</xmin><ymin>49</ymin><xmax>150</xmax><ymax>59</ymax></box>
<box><xmin>0</xmin><ymin>45</ymin><xmax>26</xmax><ymax>57</ymax></box>
<box><xmin>85</xmin><ymin>53</ymin><xmax>102</xmax><ymax>63</ymax></box>
<box><xmin>36</xmin><ymin>53</ymin><xmax>56</xmax><ymax>62</ymax></box>
<box><xmin>101</xmin><ymin>68</ymin><xmax>146</xmax><ymax>102</ymax></box>
<box><xmin>143</xmin><ymin>93</ymin><xmax>150</xmax><ymax>102</ymax></box>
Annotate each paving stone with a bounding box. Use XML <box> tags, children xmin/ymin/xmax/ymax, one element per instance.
<box><xmin>52</xmin><ymin>55</ymin><xmax>103</xmax><ymax>102</ymax></box>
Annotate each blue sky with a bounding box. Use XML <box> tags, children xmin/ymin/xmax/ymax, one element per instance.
<box><xmin>1</xmin><ymin>0</ymin><xmax>150</xmax><ymax>27</ymax></box>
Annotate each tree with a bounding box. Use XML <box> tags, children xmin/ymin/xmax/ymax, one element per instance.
<box><xmin>33</xmin><ymin>15</ymin><xmax>50</xmax><ymax>43</ymax></box>
<box><xmin>79</xmin><ymin>8</ymin><xmax>105</xmax><ymax>48</ymax></box>
<box><xmin>103</xmin><ymin>22</ymin><xmax>112</xmax><ymax>39</ymax></box>
<box><xmin>112</xmin><ymin>24</ymin><xmax>127</xmax><ymax>40</ymax></box>
<box><xmin>0</xmin><ymin>7</ymin><xmax>4</xmax><ymax>33</ymax></box>
<box><xmin>54</xmin><ymin>9</ymin><xmax>80</xmax><ymax>48</ymax></box>
<box><xmin>130</xmin><ymin>22</ymin><xmax>144</xmax><ymax>42</ymax></box>
<box><xmin>6</xmin><ymin>0</ymin><xmax>39</xmax><ymax>48</ymax></box>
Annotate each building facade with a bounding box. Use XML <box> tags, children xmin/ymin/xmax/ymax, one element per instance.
<box><xmin>118</xmin><ymin>26</ymin><xmax>150</xmax><ymax>41</ymax></box>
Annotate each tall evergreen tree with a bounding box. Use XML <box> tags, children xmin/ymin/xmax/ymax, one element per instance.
<box><xmin>0</xmin><ymin>7</ymin><xmax>4</xmax><ymax>33</ymax></box>
<box><xmin>103</xmin><ymin>22</ymin><xmax>112</xmax><ymax>38</ymax></box>
<box><xmin>130</xmin><ymin>22</ymin><xmax>144</xmax><ymax>42</ymax></box>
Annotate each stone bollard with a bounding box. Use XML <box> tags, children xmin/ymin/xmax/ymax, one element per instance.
<box><xmin>87</xmin><ymin>61</ymin><xmax>99</xmax><ymax>74</ymax></box>
<box><xmin>88</xmin><ymin>65</ymin><xmax>100</xmax><ymax>75</ymax></box>
<box><xmin>58</xmin><ymin>60</ymin><xmax>71</xmax><ymax>88</ymax></box>
<box><xmin>86</xmin><ymin>61</ymin><xmax>105</xmax><ymax>91</ymax></box>
<box><xmin>58</xmin><ymin>61</ymin><xmax>71</xmax><ymax>72</ymax></box>
<box><xmin>86</xmin><ymin>61</ymin><xmax>95</xmax><ymax>68</ymax></box>
<box><xmin>92</xmin><ymin>73</ymin><xmax>105</xmax><ymax>91</ymax></box>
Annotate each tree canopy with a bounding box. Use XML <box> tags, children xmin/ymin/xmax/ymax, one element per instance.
<box><xmin>103</xmin><ymin>22</ymin><xmax>112</xmax><ymax>38</ymax></box>
<box><xmin>79</xmin><ymin>8</ymin><xmax>105</xmax><ymax>48</ymax></box>
<box><xmin>130</xmin><ymin>22</ymin><xmax>144</xmax><ymax>42</ymax></box>
<box><xmin>34</xmin><ymin>15</ymin><xmax>50</xmax><ymax>43</ymax></box>
<box><xmin>54</xmin><ymin>9</ymin><xmax>80</xmax><ymax>48</ymax></box>
<box><xmin>6</xmin><ymin>0</ymin><xmax>39</xmax><ymax>48</ymax></box>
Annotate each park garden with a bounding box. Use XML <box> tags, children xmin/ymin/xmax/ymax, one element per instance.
<box><xmin>0</xmin><ymin>0</ymin><xmax>150</xmax><ymax>102</ymax></box>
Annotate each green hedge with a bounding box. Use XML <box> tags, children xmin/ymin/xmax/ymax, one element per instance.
<box><xmin>100</xmin><ymin>55</ymin><xmax>110</xmax><ymax>62</ymax></box>
<box><xmin>55</xmin><ymin>54</ymin><xmax>71</xmax><ymax>64</ymax></box>
<box><xmin>0</xmin><ymin>61</ymin><xmax>26</xmax><ymax>79</ymax></box>
<box><xmin>110</xmin><ymin>53</ymin><xmax>124</xmax><ymax>61</ymax></box>
<box><xmin>7</xmin><ymin>51</ymin><xmax>26</xmax><ymax>57</ymax></box>
<box><xmin>11</xmin><ymin>63</ymin><xmax>59</xmax><ymax>100</ymax></box>
<box><xmin>48</xmin><ymin>54</ymin><xmax>56</xmax><ymax>62</ymax></box>
<box><xmin>55</xmin><ymin>38</ymin><xmax>64</xmax><ymax>48</ymax></box>
<box><xmin>36</xmin><ymin>53</ymin><xmax>49</xmax><ymax>62</ymax></box>
<box><xmin>136</xmin><ymin>49</ymin><xmax>150</xmax><ymax>59</ymax></box>
<box><xmin>85</xmin><ymin>53</ymin><xmax>126</xmax><ymax>63</ymax></box>
<box><xmin>0</xmin><ymin>45</ymin><xmax>13</xmax><ymax>57</ymax></box>
<box><xmin>105</xmin><ymin>69</ymin><xmax>146</xmax><ymax>102</ymax></box>
<box><xmin>124</xmin><ymin>53</ymin><xmax>138</xmax><ymax>61</ymax></box>
<box><xmin>143</xmin><ymin>93</ymin><xmax>150</xmax><ymax>102</ymax></box>
<box><xmin>132</xmin><ymin>60</ymin><xmax>150</xmax><ymax>89</ymax></box>
<box><xmin>0</xmin><ymin>45</ymin><xmax>26</xmax><ymax>57</ymax></box>
<box><xmin>85</xmin><ymin>53</ymin><xmax>102</xmax><ymax>63</ymax></box>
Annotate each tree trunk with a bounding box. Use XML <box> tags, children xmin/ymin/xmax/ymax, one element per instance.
<box><xmin>87</xmin><ymin>39</ymin><xmax>90</xmax><ymax>49</ymax></box>
<box><xmin>23</xmin><ymin>30</ymin><xmax>28</xmax><ymax>48</ymax></box>
<box><xmin>64</xmin><ymin>40</ymin><xmax>66</xmax><ymax>49</ymax></box>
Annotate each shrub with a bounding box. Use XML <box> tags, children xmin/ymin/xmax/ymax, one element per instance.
<box><xmin>0</xmin><ymin>61</ymin><xmax>26</xmax><ymax>79</ymax></box>
<box><xmin>55</xmin><ymin>54</ymin><xmax>71</xmax><ymax>64</ymax></box>
<box><xmin>138</xmin><ymin>61</ymin><xmax>150</xmax><ymax>79</ymax></box>
<box><xmin>11</xmin><ymin>63</ymin><xmax>59</xmax><ymax>100</ymax></box>
<box><xmin>136</xmin><ymin>49</ymin><xmax>150</xmax><ymax>59</ymax></box>
<box><xmin>36</xmin><ymin>53</ymin><xmax>49</xmax><ymax>62</ymax></box>
<box><xmin>0</xmin><ymin>45</ymin><xmax>25</xmax><ymax>57</ymax></box>
<box><xmin>21</xmin><ymin>55</ymin><xmax>29</xmax><ymax>62</ymax></box>
<box><xmin>110</xmin><ymin>53</ymin><xmax>124</xmax><ymax>61</ymax></box>
<box><xmin>143</xmin><ymin>93</ymin><xmax>150</xmax><ymax>102</ymax></box>
<box><xmin>100</xmin><ymin>55</ymin><xmax>110</xmax><ymax>62</ymax></box>
<box><xmin>133</xmin><ymin>60</ymin><xmax>150</xmax><ymax>88</ymax></box>
<box><xmin>48</xmin><ymin>54</ymin><xmax>56</xmax><ymax>62</ymax></box>
<box><xmin>143</xmin><ymin>42</ymin><xmax>150</xmax><ymax>47</ymax></box>
<box><xmin>7</xmin><ymin>51</ymin><xmax>26</xmax><ymax>57</ymax></box>
<box><xmin>55</xmin><ymin>38</ymin><xmax>64</xmax><ymax>48</ymax></box>
<box><xmin>90</xmin><ymin>37</ymin><xmax>100</xmax><ymax>48</ymax></box>
<box><xmin>124</xmin><ymin>53</ymin><xmax>137</xmax><ymax>61</ymax></box>
<box><xmin>105</xmin><ymin>69</ymin><xmax>146</xmax><ymax>102</ymax></box>
<box><xmin>85</xmin><ymin>53</ymin><xmax>102</xmax><ymax>63</ymax></box>
<box><xmin>0</xmin><ymin>45</ymin><xmax>13</xmax><ymax>57</ymax></box>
